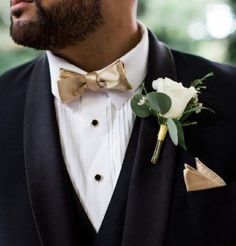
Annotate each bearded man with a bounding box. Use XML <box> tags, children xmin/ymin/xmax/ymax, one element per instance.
<box><xmin>0</xmin><ymin>0</ymin><xmax>236</xmax><ymax>245</ymax></box>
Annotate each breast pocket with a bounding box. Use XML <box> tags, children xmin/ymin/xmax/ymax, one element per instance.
<box><xmin>183</xmin><ymin>181</ymin><xmax>236</xmax><ymax>246</ymax></box>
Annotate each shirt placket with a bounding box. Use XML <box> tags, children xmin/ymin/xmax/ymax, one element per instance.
<box><xmin>79</xmin><ymin>91</ymin><xmax>113</xmax><ymax>231</ymax></box>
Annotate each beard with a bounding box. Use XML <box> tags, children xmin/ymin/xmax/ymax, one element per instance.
<box><xmin>10</xmin><ymin>0</ymin><xmax>103</xmax><ymax>50</ymax></box>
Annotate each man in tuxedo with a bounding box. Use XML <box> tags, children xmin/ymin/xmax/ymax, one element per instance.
<box><xmin>1</xmin><ymin>0</ymin><xmax>236</xmax><ymax>245</ymax></box>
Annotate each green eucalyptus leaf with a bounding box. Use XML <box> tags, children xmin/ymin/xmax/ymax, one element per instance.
<box><xmin>146</xmin><ymin>92</ymin><xmax>171</xmax><ymax>115</ymax></box>
<box><xmin>167</xmin><ymin>118</ymin><xmax>178</xmax><ymax>145</ymax></box>
<box><xmin>175</xmin><ymin>120</ymin><xmax>187</xmax><ymax>150</ymax></box>
<box><xmin>131</xmin><ymin>94</ymin><xmax>152</xmax><ymax>118</ymax></box>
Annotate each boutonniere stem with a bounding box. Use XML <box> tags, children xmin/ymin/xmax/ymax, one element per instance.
<box><xmin>131</xmin><ymin>73</ymin><xmax>214</xmax><ymax>165</ymax></box>
<box><xmin>151</xmin><ymin>124</ymin><xmax>168</xmax><ymax>164</ymax></box>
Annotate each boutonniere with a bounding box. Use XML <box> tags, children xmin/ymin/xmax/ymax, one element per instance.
<box><xmin>131</xmin><ymin>73</ymin><xmax>214</xmax><ymax>164</ymax></box>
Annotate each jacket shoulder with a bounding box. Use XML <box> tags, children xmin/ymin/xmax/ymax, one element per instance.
<box><xmin>0</xmin><ymin>58</ymin><xmax>38</xmax><ymax>81</ymax></box>
<box><xmin>171</xmin><ymin>50</ymin><xmax>236</xmax><ymax>110</ymax></box>
<box><xmin>0</xmin><ymin>58</ymin><xmax>39</xmax><ymax>96</ymax></box>
<box><xmin>171</xmin><ymin>49</ymin><xmax>236</xmax><ymax>85</ymax></box>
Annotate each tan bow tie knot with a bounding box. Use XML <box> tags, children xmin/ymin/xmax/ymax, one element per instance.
<box><xmin>84</xmin><ymin>72</ymin><xmax>105</xmax><ymax>91</ymax></box>
<box><xmin>58</xmin><ymin>60</ymin><xmax>132</xmax><ymax>104</ymax></box>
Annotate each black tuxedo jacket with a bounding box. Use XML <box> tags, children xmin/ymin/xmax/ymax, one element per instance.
<box><xmin>1</xmin><ymin>31</ymin><xmax>236</xmax><ymax>246</ymax></box>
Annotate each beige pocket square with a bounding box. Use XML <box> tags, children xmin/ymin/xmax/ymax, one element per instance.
<box><xmin>184</xmin><ymin>158</ymin><xmax>226</xmax><ymax>192</ymax></box>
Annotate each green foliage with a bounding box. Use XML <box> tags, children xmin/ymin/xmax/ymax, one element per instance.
<box><xmin>175</xmin><ymin>120</ymin><xmax>187</xmax><ymax>150</ymax></box>
<box><xmin>167</xmin><ymin>118</ymin><xmax>178</xmax><ymax>146</ymax></box>
<box><xmin>131</xmin><ymin>92</ymin><xmax>172</xmax><ymax>119</ymax></box>
<box><xmin>228</xmin><ymin>0</ymin><xmax>236</xmax><ymax>59</ymax></box>
<box><xmin>146</xmin><ymin>92</ymin><xmax>171</xmax><ymax>115</ymax></box>
<box><xmin>131</xmin><ymin>94</ymin><xmax>152</xmax><ymax>118</ymax></box>
<box><xmin>0</xmin><ymin>48</ymin><xmax>41</xmax><ymax>73</ymax></box>
<box><xmin>138</xmin><ymin>0</ymin><xmax>236</xmax><ymax>65</ymax></box>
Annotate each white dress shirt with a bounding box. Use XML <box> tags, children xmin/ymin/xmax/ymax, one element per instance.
<box><xmin>47</xmin><ymin>22</ymin><xmax>149</xmax><ymax>232</ymax></box>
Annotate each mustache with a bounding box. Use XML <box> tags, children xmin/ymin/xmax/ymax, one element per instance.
<box><xmin>34</xmin><ymin>0</ymin><xmax>41</xmax><ymax>7</ymax></box>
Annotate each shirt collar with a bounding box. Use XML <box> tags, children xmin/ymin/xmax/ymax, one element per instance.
<box><xmin>47</xmin><ymin>21</ymin><xmax>149</xmax><ymax>109</ymax></box>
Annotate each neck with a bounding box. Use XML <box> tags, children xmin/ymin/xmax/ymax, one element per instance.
<box><xmin>52</xmin><ymin>20</ymin><xmax>141</xmax><ymax>72</ymax></box>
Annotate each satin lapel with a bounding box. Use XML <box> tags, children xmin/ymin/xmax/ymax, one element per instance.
<box><xmin>121</xmin><ymin>31</ymin><xmax>178</xmax><ymax>246</ymax></box>
<box><xmin>23</xmin><ymin>55</ymin><xmax>95</xmax><ymax>246</ymax></box>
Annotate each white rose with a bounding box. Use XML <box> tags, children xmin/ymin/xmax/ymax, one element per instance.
<box><xmin>152</xmin><ymin>77</ymin><xmax>197</xmax><ymax>119</ymax></box>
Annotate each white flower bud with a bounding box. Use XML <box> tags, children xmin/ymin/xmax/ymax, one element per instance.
<box><xmin>152</xmin><ymin>77</ymin><xmax>197</xmax><ymax>119</ymax></box>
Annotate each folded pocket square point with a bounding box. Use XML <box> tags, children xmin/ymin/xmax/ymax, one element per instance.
<box><xmin>184</xmin><ymin>158</ymin><xmax>226</xmax><ymax>192</ymax></box>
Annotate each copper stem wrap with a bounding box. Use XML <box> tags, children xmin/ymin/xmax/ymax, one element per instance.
<box><xmin>151</xmin><ymin>124</ymin><xmax>168</xmax><ymax>165</ymax></box>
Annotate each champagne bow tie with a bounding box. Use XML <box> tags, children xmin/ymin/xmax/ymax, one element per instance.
<box><xmin>57</xmin><ymin>60</ymin><xmax>132</xmax><ymax>104</ymax></box>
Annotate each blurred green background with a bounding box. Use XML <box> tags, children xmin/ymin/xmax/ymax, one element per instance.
<box><xmin>1</xmin><ymin>0</ymin><xmax>236</xmax><ymax>74</ymax></box>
